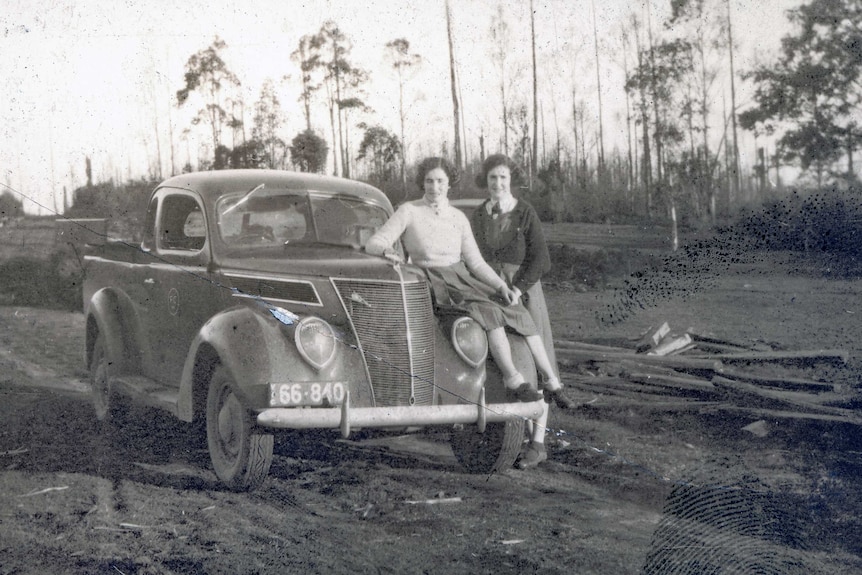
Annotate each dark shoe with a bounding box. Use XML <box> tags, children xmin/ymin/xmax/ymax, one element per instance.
<box><xmin>507</xmin><ymin>383</ymin><xmax>543</xmax><ymax>403</ymax></box>
<box><xmin>544</xmin><ymin>386</ymin><xmax>577</xmax><ymax>409</ymax></box>
<box><xmin>517</xmin><ymin>443</ymin><xmax>547</xmax><ymax>469</ymax></box>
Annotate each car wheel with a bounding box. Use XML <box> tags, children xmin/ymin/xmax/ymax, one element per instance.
<box><xmin>450</xmin><ymin>418</ymin><xmax>525</xmax><ymax>474</ymax></box>
<box><xmin>206</xmin><ymin>365</ymin><xmax>273</xmax><ymax>491</ymax></box>
<box><xmin>90</xmin><ymin>333</ymin><xmax>122</xmax><ymax>422</ymax></box>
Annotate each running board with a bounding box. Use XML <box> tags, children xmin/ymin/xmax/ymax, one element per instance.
<box><xmin>111</xmin><ymin>375</ymin><xmax>179</xmax><ymax>416</ymax></box>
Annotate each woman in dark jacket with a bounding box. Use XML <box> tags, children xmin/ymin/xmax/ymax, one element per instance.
<box><xmin>471</xmin><ymin>154</ymin><xmax>576</xmax><ymax>469</ymax></box>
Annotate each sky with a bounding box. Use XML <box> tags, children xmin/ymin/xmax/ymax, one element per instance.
<box><xmin>1</xmin><ymin>0</ymin><xmax>801</xmax><ymax>215</ymax></box>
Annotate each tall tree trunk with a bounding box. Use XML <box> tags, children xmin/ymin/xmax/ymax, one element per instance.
<box><xmin>592</xmin><ymin>0</ymin><xmax>605</xmax><ymax>170</ymax></box>
<box><xmin>647</xmin><ymin>3</ymin><xmax>663</xmax><ymax>190</ymax></box>
<box><xmin>446</xmin><ymin>0</ymin><xmax>462</xmax><ymax>169</ymax></box>
<box><xmin>727</xmin><ymin>0</ymin><xmax>740</xmax><ymax>207</ymax></box>
<box><xmin>571</xmin><ymin>73</ymin><xmax>580</xmax><ymax>188</ymax></box>
<box><xmin>622</xmin><ymin>34</ymin><xmax>634</xmax><ymax>200</ymax></box>
<box><xmin>530</xmin><ymin>0</ymin><xmax>538</xmax><ymax>179</ymax></box>
<box><xmin>634</xmin><ymin>18</ymin><xmax>652</xmax><ymax>215</ymax></box>
<box><xmin>398</xmin><ymin>69</ymin><xmax>407</xmax><ymax>193</ymax></box>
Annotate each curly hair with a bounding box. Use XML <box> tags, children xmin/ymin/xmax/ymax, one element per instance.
<box><xmin>414</xmin><ymin>156</ymin><xmax>460</xmax><ymax>189</ymax></box>
<box><xmin>475</xmin><ymin>154</ymin><xmax>525</xmax><ymax>189</ymax></box>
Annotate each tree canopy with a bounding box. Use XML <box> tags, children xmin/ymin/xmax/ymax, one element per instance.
<box><xmin>740</xmin><ymin>0</ymin><xmax>862</xmax><ymax>183</ymax></box>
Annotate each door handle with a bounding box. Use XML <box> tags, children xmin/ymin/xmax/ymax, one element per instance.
<box><xmin>144</xmin><ymin>278</ymin><xmax>155</xmax><ymax>284</ymax></box>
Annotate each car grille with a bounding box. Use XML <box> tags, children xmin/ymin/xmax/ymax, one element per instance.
<box><xmin>332</xmin><ymin>278</ymin><xmax>435</xmax><ymax>407</ymax></box>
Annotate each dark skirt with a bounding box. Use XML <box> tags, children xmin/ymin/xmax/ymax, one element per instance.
<box><xmin>424</xmin><ymin>262</ymin><xmax>537</xmax><ymax>336</ymax></box>
<box><xmin>496</xmin><ymin>263</ymin><xmax>559</xmax><ymax>377</ymax></box>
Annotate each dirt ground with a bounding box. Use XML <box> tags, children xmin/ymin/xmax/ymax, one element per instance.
<box><xmin>1</xmin><ymin>243</ymin><xmax>862</xmax><ymax>574</ymax></box>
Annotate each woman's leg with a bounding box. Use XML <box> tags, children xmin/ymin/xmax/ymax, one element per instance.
<box><xmin>524</xmin><ymin>334</ymin><xmax>561</xmax><ymax>386</ymax></box>
<box><xmin>518</xmin><ymin>400</ymin><xmax>550</xmax><ymax>469</ymax></box>
<box><xmin>487</xmin><ymin>327</ymin><xmax>523</xmax><ymax>387</ymax></box>
<box><xmin>525</xmin><ymin>334</ymin><xmax>577</xmax><ymax>409</ymax></box>
<box><xmin>487</xmin><ymin>327</ymin><xmax>544</xmax><ymax>401</ymax></box>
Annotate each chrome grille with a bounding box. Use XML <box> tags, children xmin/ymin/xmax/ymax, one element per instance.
<box><xmin>333</xmin><ymin>279</ymin><xmax>435</xmax><ymax>406</ymax></box>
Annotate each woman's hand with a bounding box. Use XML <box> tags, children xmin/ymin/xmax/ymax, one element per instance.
<box><xmin>498</xmin><ymin>285</ymin><xmax>519</xmax><ymax>306</ymax></box>
<box><xmin>382</xmin><ymin>249</ymin><xmax>404</xmax><ymax>264</ymax></box>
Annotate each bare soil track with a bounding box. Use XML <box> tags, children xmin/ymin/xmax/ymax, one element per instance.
<box><xmin>1</xmin><ymin>244</ymin><xmax>862</xmax><ymax>574</ymax></box>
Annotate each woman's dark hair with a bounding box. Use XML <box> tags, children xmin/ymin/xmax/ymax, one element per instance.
<box><xmin>475</xmin><ymin>154</ymin><xmax>525</xmax><ymax>189</ymax></box>
<box><xmin>414</xmin><ymin>157</ymin><xmax>460</xmax><ymax>189</ymax></box>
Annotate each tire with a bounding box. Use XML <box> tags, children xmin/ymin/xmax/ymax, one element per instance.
<box><xmin>450</xmin><ymin>418</ymin><xmax>525</xmax><ymax>474</ymax></box>
<box><xmin>206</xmin><ymin>365</ymin><xmax>274</xmax><ymax>491</ymax></box>
<box><xmin>91</xmin><ymin>333</ymin><xmax>120</xmax><ymax>422</ymax></box>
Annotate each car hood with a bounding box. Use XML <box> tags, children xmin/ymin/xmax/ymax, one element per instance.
<box><xmin>216</xmin><ymin>249</ymin><xmax>427</xmax><ymax>284</ymax></box>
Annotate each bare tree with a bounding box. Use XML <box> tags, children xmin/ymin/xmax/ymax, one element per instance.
<box><xmin>489</xmin><ymin>4</ymin><xmax>511</xmax><ymax>157</ymax></box>
<box><xmin>445</xmin><ymin>0</ymin><xmax>463</xmax><ymax>169</ymax></box>
<box><xmin>385</xmin><ymin>38</ymin><xmax>421</xmax><ymax>192</ymax></box>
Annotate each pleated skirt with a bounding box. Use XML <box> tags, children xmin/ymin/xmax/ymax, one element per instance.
<box><xmin>423</xmin><ymin>262</ymin><xmax>537</xmax><ymax>336</ymax></box>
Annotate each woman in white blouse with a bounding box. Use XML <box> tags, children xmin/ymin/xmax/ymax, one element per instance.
<box><xmin>366</xmin><ymin>157</ymin><xmax>564</xmax><ymax>403</ymax></box>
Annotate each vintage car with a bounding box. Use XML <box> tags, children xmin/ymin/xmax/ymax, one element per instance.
<box><xmin>83</xmin><ymin>169</ymin><xmax>544</xmax><ymax>490</ymax></box>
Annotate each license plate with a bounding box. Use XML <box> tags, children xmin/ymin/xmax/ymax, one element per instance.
<box><xmin>269</xmin><ymin>381</ymin><xmax>347</xmax><ymax>407</ymax></box>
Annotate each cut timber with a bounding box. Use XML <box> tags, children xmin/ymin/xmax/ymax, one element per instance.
<box><xmin>715</xmin><ymin>366</ymin><xmax>839</xmax><ymax>393</ymax></box>
<box><xmin>639</xmin><ymin>322</ymin><xmax>671</xmax><ymax>350</ymax></box>
<box><xmin>711</xmin><ymin>376</ymin><xmax>857</xmax><ymax>417</ymax></box>
<box><xmin>687</xmin><ymin>331</ymin><xmax>773</xmax><ymax>352</ymax></box>
<box><xmin>648</xmin><ymin>334</ymin><xmax>694</xmax><ymax>356</ymax></box>
<box><xmin>556</xmin><ymin>340</ymin><xmax>636</xmax><ymax>353</ymax></box>
<box><xmin>714</xmin><ymin>406</ymin><xmax>862</xmax><ymax>425</ymax></box>
<box><xmin>557</xmin><ymin>348</ymin><xmax>723</xmax><ymax>372</ymax></box>
<box><xmin>624</xmin><ymin>372</ymin><xmax>716</xmax><ymax>393</ymax></box>
<box><xmin>685</xmin><ymin>349</ymin><xmax>849</xmax><ymax>364</ymax></box>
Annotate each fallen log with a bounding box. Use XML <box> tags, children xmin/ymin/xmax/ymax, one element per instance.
<box><xmin>711</xmin><ymin>376</ymin><xmax>855</xmax><ymax>415</ymax></box>
<box><xmin>624</xmin><ymin>372</ymin><xmax>717</xmax><ymax>393</ymax></box>
<box><xmin>685</xmin><ymin>349</ymin><xmax>849</xmax><ymax>365</ymax></box>
<box><xmin>569</xmin><ymin>376</ymin><xmax>683</xmax><ymax>397</ymax></box>
<box><xmin>687</xmin><ymin>331</ymin><xmax>773</xmax><ymax>352</ymax></box>
<box><xmin>555</xmin><ymin>340</ymin><xmax>636</xmax><ymax>353</ymax></box>
<box><xmin>557</xmin><ymin>348</ymin><xmax>723</xmax><ymax>372</ymax></box>
<box><xmin>715</xmin><ymin>406</ymin><xmax>862</xmax><ymax>426</ymax></box>
<box><xmin>715</xmin><ymin>366</ymin><xmax>839</xmax><ymax>393</ymax></box>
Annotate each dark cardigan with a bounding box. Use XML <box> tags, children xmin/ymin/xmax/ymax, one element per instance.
<box><xmin>469</xmin><ymin>198</ymin><xmax>550</xmax><ymax>294</ymax></box>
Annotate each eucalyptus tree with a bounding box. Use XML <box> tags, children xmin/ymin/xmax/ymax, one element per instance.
<box><xmin>290</xmin><ymin>129</ymin><xmax>329</xmax><ymax>174</ymax></box>
<box><xmin>740</xmin><ymin>0</ymin><xmax>862</xmax><ymax>185</ymax></box>
<box><xmin>291</xmin><ymin>34</ymin><xmax>322</xmax><ymax>132</ymax></box>
<box><xmin>252</xmin><ymin>78</ymin><xmax>288</xmax><ymax>169</ymax></box>
<box><xmin>314</xmin><ymin>21</ymin><xmax>370</xmax><ymax>178</ymax></box>
<box><xmin>176</xmin><ymin>37</ymin><xmax>242</xmax><ymax>167</ymax></box>
<box><xmin>385</xmin><ymin>38</ymin><xmax>421</xmax><ymax>191</ymax></box>
<box><xmin>356</xmin><ymin>124</ymin><xmax>402</xmax><ymax>193</ymax></box>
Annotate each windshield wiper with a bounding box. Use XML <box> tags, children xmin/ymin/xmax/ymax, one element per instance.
<box><xmin>221</xmin><ymin>183</ymin><xmax>265</xmax><ymax>216</ymax></box>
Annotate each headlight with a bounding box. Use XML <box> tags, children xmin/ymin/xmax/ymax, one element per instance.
<box><xmin>295</xmin><ymin>316</ymin><xmax>337</xmax><ymax>370</ymax></box>
<box><xmin>451</xmin><ymin>317</ymin><xmax>488</xmax><ymax>368</ymax></box>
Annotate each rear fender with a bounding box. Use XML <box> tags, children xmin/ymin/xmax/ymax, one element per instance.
<box><xmin>84</xmin><ymin>288</ymin><xmax>143</xmax><ymax>375</ymax></box>
<box><xmin>177</xmin><ymin>306</ymin><xmax>369</xmax><ymax>422</ymax></box>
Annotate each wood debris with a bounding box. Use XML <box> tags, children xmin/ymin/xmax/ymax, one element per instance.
<box><xmin>556</xmin><ymin>323</ymin><xmax>858</xmax><ymax>424</ymax></box>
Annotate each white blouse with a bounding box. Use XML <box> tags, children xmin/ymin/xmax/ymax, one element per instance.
<box><xmin>366</xmin><ymin>198</ymin><xmax>507</xmax><ymax>291</ymax></box>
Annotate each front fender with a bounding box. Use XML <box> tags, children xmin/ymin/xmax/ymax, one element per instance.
<box><xmin>433</xmin><ymin>316</ymin><xmax>486</xmax><ymax>407</ymax></box>
<box><xmin>177</xmin><ymin>306</ymin><xmax>370</xmax><ymax>422</ymax></box>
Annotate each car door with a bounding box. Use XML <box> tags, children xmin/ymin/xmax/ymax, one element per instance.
<box><xmin>144</xmin><ymin>190</ymin><xmax>222</xmax><ymax>386</ymax></box>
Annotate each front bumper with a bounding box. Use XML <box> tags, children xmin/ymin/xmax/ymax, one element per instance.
<box><xmin>256</xmin><ymin>389</ymin><xmax>544</xmax><ymax>438</ymax></box>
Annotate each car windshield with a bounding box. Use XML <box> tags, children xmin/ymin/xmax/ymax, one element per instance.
<box><xmin>215</xmin><ymin>188</ymin><xmax>389</xmax><ymax>252</ymax></box>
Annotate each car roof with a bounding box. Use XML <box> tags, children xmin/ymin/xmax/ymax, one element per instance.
<box><xmin>155</xmin><ymin>169</ymin><xmax>393</xmax><ymax>210</ymax></box>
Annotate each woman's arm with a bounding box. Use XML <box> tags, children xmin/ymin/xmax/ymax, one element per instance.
<box><xmin>365</xmin><ymin>204</ymin><xmax>411</xmax><ymax>257</ymax></box>
<box><xmin>512</xmin><ymin>204</ymin><xmax>551</xmax><ymax>293</ymax></box>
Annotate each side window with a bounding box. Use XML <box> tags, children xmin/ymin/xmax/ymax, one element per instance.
<box><xmin>159</xmin><ymin>195</ymin><xmax>206</xmax><ymax>252</ymax></box>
